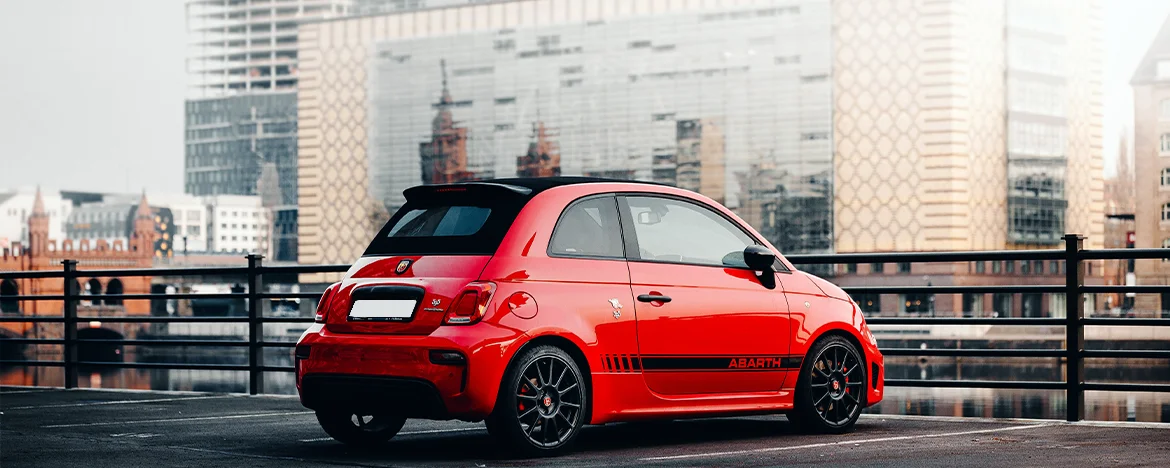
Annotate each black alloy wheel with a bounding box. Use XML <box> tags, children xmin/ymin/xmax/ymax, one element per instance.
<box><xmin>487</xmin><ymin>345</ymin><xmax>587</xmax><ymax>456</ymax></box>
<box><xmin>788</xmin><ymin>335</ymin><xmax>866</xmax><ymax>433</ymax></box>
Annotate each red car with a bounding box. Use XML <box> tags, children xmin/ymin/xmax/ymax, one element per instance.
<box><xmin>295</xmin><ymin>177</ymin><xmax>884</xmax><ymax>455</ymax></box>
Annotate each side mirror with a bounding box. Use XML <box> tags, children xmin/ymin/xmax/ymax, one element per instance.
<box><xmin>743</xmin><ymin>245</ymin><xmax>776</xmax><ymax>272</ymax></box>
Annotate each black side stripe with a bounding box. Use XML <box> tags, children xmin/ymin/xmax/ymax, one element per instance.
<box><xmin>640</xmin><ymin>355</ymin><xmax>802</xmax><ymax>372</ymax></box>
<box><xmin>599</xmin><ymin>354</ymin><xmax>800</xmax><ymax>373</ymax></box>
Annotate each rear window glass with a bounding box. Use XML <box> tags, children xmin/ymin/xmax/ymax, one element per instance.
<box><xmin>364</xmin><ymin>186</ymin><xmax>529</xmax><ymax>256</ymax></box>
<box><xmin>387</xmin><ymin>206</ymin><xmax>491</xmax><ymax>237</ymax></box>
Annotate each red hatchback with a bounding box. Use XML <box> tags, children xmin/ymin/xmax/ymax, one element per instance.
<box><xmin>295</xmin><ymin>177</ymin><xmax>884</xmax><ymax>455</ymax></box>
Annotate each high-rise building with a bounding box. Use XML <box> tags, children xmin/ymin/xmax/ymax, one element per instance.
<box><xmin>184</xmin><ymin>0</ymin><xmax>353</xmax><ymax>262</ymax></box>
<box><xmin>1131</xmin><ymin>14</ymin><xmax>1170</xmax><ymax>316</ymax></box>
<box><xmin>295</xmin><ymin>0</ymin><xmax>1103</xmax><ymax>300</ymax></box>
<box><xmin>297</xmin><ymin>0</ymin><xmax>833</xmax><ymax>270</ymax></box>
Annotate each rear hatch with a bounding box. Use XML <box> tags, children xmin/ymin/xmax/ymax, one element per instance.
<box><xmin>325</xmin><ymin>182</ymin><xmax>533</xmax><ymax>335</ymax></box>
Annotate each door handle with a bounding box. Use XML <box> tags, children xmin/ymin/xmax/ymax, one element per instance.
<box><xmin>637</xmin><ymin>294</ymin><xmax>672</xmax><ymax>303</ymax></box>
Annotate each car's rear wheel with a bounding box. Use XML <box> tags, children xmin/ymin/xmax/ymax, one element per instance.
<box><xmin>487</xmin><ymin>345</ymin><xmax>588</xmax><ymax>456</ymax></box>
<box><xmin>788</xmin><ymin>335</ymin><xmax>866</xmax><ymax>433</ymax></box>
<box><xmin>315</xmin><ymin>411</ymin><xmax>406</xmax><ymax>448</ymax></box>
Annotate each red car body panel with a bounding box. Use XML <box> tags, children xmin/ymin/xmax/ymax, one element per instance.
<box><xmin>296</xmin><ymin>181</ymin><xmax>884</xmax><ymax>424</ymax></box>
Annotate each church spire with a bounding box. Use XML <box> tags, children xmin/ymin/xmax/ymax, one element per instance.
<box><xmin>31</xmin><ymin>186</ymin><xmax>46</xmax><ymax>217</ymax></box>
<box><xmin>135</xmin><ymin>190</ymin><xmax>152</xmax><ymax>219</ymax></box>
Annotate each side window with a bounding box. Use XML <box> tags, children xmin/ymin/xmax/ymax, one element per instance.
<box><xmin>548</xmin><ymin>196</ymin><xmax>624</xmax><ymax>258</ymax></box>
<box><xmin>623</xmin><ymin>196</ymin><xmax>756</xmax><ymax>268</ymax></box>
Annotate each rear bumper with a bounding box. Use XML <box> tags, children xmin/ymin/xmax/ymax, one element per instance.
<box><xmin>295</xmin><ymin>323</ymin><xmax>524</xmax><ymax>421</ymax></box>
<box><xmin>300</xmin><ymin>374</ymin><xmax>449</xmax><ymax>418</ymax></box>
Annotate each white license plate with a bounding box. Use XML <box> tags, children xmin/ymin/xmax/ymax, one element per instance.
<box><xmin>348</xmin><ymin>300</ymin><xmax>418</xmax><ymax>321</ymax></box>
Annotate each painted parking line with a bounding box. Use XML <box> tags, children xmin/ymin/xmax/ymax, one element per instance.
<box><xmin>298</xmin><ymin>426</ymin><xmax>484</xmax><ymax>443</ymax></box>
<box><xmin>1</xmin><ymin>390</ymin><xmax>57</xmax><ymax>395</ymax></box>
<box><xmin>640</xmin><ymin>423</ymin><xmax>1053</xmax><ymax>462</ymax></box>
<box><xmin>8</xmin><ymin>395</ymin><xmax>235</xmax><ymax>410</ymax></box>
<box><xmin>43</xmin><ymin>411</ymin><xmax>314</xmax><ymax>429</ymax></box>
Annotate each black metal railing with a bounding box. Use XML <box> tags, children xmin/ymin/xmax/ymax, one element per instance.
<box><xmin>0</xmin><ymin>255</ymin><xmax>346</xmax><ymax>395</ymax></box>
<box><xmin>788</xmin><ymin>234</ymin><xmax>1170</xmax><ymax>422</ymax></box>
<box><xmin>0</xmin><ymin>234</ymin><xmax>1168</xmax><ymax>422</ymax></box>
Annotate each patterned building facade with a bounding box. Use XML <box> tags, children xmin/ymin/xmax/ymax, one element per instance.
<box><xmin>297</xmin><ymin>0</ymin><xmax>833</xmax><ymax>277</ymax></box>
<box><xmin>1131</xmin><ymin>15</ymin><xmax>1170</xmax><ymax>315</ymax></box>
<box><xmin>296</xmin><ymin>0</ymin><xmax>1104</xmax><ymax>301</ymax></box>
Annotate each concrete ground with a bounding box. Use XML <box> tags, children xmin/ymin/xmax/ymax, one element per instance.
<box><xmin>2</xmin><ymin>386</ymin><xmax>1168</xmax><ymax>467</ymax></box>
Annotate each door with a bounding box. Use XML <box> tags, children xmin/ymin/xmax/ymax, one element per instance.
<box><xmin>619</xmin><ymin>195</ymin><xmax>791</xmax><ymax>395</ymax></box>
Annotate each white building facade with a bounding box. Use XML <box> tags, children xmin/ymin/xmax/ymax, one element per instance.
<box><xmin>205</xmin><ymin>195</ymin><xmax>271</xmax><ymax>255</ymax></box>
<box><xmin>0</xmin><ymin>187</ymin><xmax>72</xmax><ymax>248</ymax></box>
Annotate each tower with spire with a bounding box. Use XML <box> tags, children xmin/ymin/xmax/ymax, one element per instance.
<box><xmin>419</xmin><ymin>60</ymin><xmax>475</xmax><ymax>184</ymax></box>
<box><xmin>131</xmin><ymin>192</ymin><xmax>156</xmax><ymax>256</ymax></box>
<box><xmin>26</xmin><ymin>187</ymin><xmax>50</xmax><ymax>257</ymax></box>
<box><xmin>516</xmin><ymin>121</ymin><xmax>562</xmax><ymax>178</ymax></box>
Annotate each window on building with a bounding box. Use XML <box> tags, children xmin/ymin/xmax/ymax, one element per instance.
<box><xmin>1033</xmin><ymin>260</ymin><xmax>1044</xmax><ymax>275</ymax></box>
<box><xmin>852</xmin><ymin>294</ymin><xmax>880</xmax><ymax>315</ymax></box>
<box><xmin>993</xmin><ymin>293</ymin><xmax>1013</xmax><ymax>317</ymax></box>
<box><xmin>1050</xmin><ymin>261</ymin><xmax>1060</xmax><ymax>275</ymax></box>
<box><xmin>1163</xmin><ymin>239</ymin><xmax>1170</xmax><ymax>262</ymax></box>
<box><xmin>1006</xmin><ymin>261</ymin><xmax>1016</xmax><ymax>273</ymax></box>
<box><xmin>993</xmin><ymin>261</ymin><xmax>1003</xmax><ymax>274</ymax></box>
<box><xmin>1022</xmin><ymin>293</ymin><xmax>1044</xmax><ymax>318</ymax></box>
<box><xmin>1163</xmin><ymin>203</ymin><xmax>1170</xmax><ymax>222</ymax></box>
<box><xmin>962</xmin><ymin>293</ymin><xmax>984</xmax><ymax>317</ymax></box>
<box><xmin>1021</xmin><ymin>261</ymin><xmax>1031</xmax><ymax>274</ymax></box>
<box><xmin>901</xmin><ymin>293</ymin><xmax>933</xmax><ymax>315</ymax></box>
<box><xmin>1047</xmin><ymin>293</ymin><xmax>1067</xmax><ymax>318</ymax></box>
<box><xmin>871</xmin><ymin>263</ymin><xmax>885</xmax><ymax>274</ymax></box>
<box><xmin>1162</xmin><ymin>168</ymin><xmax>1170</xmax><ymax>187</ymax></box>
<box><xmin>975</xmin><ymin>261</ymin><xmax>986</xmax><ymax>274</ymax></box>
<box><xmin>845</xmin><ymin>263</ymin><xmax>857</xmax><ymax>274</ymax></box>
<box><xmin>1161</xmin><ymin>134</ymin><xmax>1170</xmax><ymax>154</ymax></box>
<box><xmin>897</xmin><ymin>262</ymin><xmax>911</xmax><ymax>274</ymax></box>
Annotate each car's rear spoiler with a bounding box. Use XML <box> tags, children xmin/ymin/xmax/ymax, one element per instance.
<box><xmin>403</xmin><ymin>182</ymin><xmax>533</xmax><ymax>202</ymax></box>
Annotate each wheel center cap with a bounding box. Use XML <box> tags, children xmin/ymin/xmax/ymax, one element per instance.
<box><xmin>832</xmin><ymin>380</ymin><xmax>840</xmax><ymax>391</ymax></box>
<box><xmin>543</xmin><ymin>396</ymin><xmax>553</xmax><ymax>407</ymax></box>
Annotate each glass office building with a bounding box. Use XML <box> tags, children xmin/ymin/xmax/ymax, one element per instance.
<box><xmin>184</xmin><ymin>93</ymin><xmax>299</xmax><ymax>261</ymax></box>
<box><xmin>366</xmin><ymin>2</ymin><xmax>834</xmax><ymax>253</ymax></box>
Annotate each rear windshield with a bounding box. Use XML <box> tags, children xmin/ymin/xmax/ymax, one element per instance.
<box><xmin>364</xmin><ymin>186</ymin><xmax>530</xmax><ymax>256</ymax></box>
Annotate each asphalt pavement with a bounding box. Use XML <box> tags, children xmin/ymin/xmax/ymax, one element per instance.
<box><xmin>2</xmin><ymin>386</ymin><xmax>1169</xmax><ymax>467</ymax></box>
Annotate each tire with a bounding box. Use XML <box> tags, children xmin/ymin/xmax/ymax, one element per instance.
<box><xmin>787</xmin><ymin>335</ymin><xmax>866</xmax><ymax>434</ymax></box>
<box><xmin>315</xmin><ymin>411</ymin><xmax>407</xmax><ymax>448</ymax></box>
<box><xmin>486</xmin><ymin>344</ymin><xmax>588</xmax><ymax>457</ymax></box>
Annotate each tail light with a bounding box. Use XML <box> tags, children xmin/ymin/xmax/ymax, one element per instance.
<box><xmin>313</xmin><ymin>283</ymin><xmax>340</xmax><ymax>323</ymax></box>
<box><xmin>443</xmin><ymin>282</ymin><xmax>496</xmax><ymax>325</ymax></box>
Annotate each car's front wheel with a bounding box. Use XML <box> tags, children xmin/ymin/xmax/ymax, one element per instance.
<box><xmin>788</xmin><ymin>335</ymin><xmax>866</xmax><ymax>433</ymax></box>
<box><xmin>487</xmin><ymin>345</ymin><xmax>588</xmax><ymax>456</ymax></box>
<box><xmin>315</xmin><ymin>411</ymin><xmax>406</xmax><ymax>448</ymax></box>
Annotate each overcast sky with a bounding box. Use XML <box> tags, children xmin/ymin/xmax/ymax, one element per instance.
<box><xmin>0</xmin><ymin>0</ymin><xmax>1166</xmax><ymax>194</ymax></box>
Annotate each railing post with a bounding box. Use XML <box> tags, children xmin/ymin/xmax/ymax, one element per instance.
<box><xmin>247</xmin><ymin>254</ymin><xmax>264</xmax><ymax>395</ymax></box>
<box><xmin>1063</xmin><ymin>234</ymin><xmax>1085</xmax><ymax>422</ymax></box>
<box><xmin>61</xmin><ymin>259</ymin><xmax>78</xmax><ymax>389</ymax></box>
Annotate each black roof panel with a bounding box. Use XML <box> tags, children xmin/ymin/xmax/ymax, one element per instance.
<box><xmin>411</xmin><ymin>177</ymin><xmax>667</xmax><ymax>197</ymax></box>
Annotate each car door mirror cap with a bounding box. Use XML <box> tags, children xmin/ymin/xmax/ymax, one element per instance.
<box><xmin>743</xmin><ymin>245</ymin><xmax>776</xmax><ymax>272</ymax></box>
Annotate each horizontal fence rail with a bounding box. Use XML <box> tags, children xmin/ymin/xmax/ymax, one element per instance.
<box><xmin>1</xmin><ymin>234</ymin><xmax>1169</xmax><ymax>422</ymax></box>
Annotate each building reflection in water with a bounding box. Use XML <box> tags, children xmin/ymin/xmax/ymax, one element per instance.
<box><xmin>4</xmin><ymin>349</ymin><xmax>1169</xmax><ymax>423</ymax></box>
